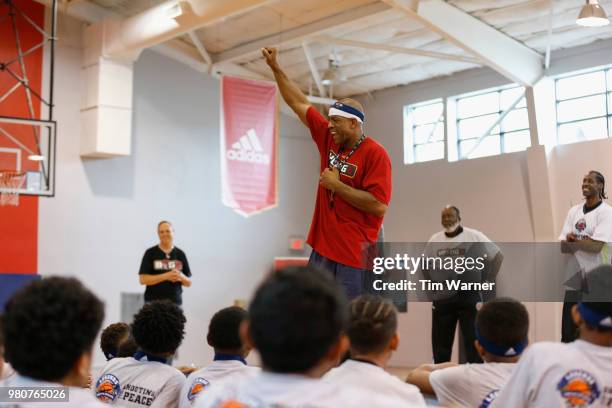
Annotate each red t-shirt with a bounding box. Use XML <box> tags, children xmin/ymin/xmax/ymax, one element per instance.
<box><xmin>306</xmin><ymin>107</ymin><xmax>392</xmax><ymax>269</ymax></box>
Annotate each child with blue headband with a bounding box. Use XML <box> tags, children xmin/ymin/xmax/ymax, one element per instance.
<box><xmin>492</xmin><ymin>264</ymin><xmax>612</xmax><ymax>408</ymax></box>
<box><xmin>406</xmin><ymin>297</ymin><xmax>529</xmax><ymax>407</ymax></box>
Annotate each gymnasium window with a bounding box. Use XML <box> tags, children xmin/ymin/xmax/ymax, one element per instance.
<box><xmin>403</xmin><ymin>99</ymin><xmax>444</xmax><ymax>164</ymax></box>
<box><xmin>454</xmin><ymin>86</ymin><xmax>530</xmax><ymax>160</ymax></box>
<box><xmin>554</xmin><ymin>67</ymin><xmax>612</xmax><ymax>145</ymax></box>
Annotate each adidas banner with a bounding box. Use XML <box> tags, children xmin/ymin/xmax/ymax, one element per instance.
<box><xmin>221</xmin><ymin>76</ymin><xmax>278</xmax><ymax>216</ymax></box>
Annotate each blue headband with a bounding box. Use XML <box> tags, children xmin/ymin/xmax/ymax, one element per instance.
<box><xmin>214</xmin><ymin>353</ymin><xmax>247</xmax><ymax>365</ymax></box>
<box><xmin>329</xmin><ymin>102</ymin><xmax>365</xmax><ymax>122</ymax></box>
<box><xmin>578</xmin><ymin>303</ymin><xmax>612</xmax><ymax>330</ymax></box>
<box><xmin>134</xmin><ymin>351</ymin><xmax>169</xmax><ymax>365</ymax></box>
<box><xmin>475</xmin><ymin>328</ymin><xmax>527</xmax><ymax>357</ymax></box>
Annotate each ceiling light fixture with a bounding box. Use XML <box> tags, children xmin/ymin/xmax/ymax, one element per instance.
<box><xmin>577</xmin><ymin>0</ymin><xmax>610</xmax><ymax>27</ymax></box>
<box><xmin>321</xmin><ymin>61</ymin><xmax>340</xmax><ymax>86</ymax></box>
<box><xmin>321</xmin><ymin>50</ymin><xmax>346</xmax><ymax>86</ymax></box>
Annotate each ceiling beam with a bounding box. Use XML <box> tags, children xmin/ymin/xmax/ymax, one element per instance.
<box><xmin>154</xmin><ymin>41</ymin><xmax>294</xmax><ymax>117</ymax></box>
<box><xmin>211</xmin><ymin>2</ymin><xmax>393</xmax><ymax>64</ymax></box>
<box><xmin>213</xmin><ymin>60</ymin><xmax>336</xmax><ymax>105</ymax></box>
<box><xmin>34</xmin><ymin>0</ymin><xmax>114</xmax><ymax>22</ymax></box>
<box><xmin>313</xmin><ymin>35</ymin><xmax>480</xmax><ymax>64</ymax></box>
<box><xmin>153</xmin><ymin>39</ymin><xmax>211</xmax><ymax>73</ymax></box>
<box><xmin>103</xmin><ymin>0</ymin><xmax>273</xmax><ymax>59</ymax></box>
<box><xmin>307</xmin><ymin>95</ymin><xmax>336</xmax><ymax>106</ymax></box>
<box><xmin>35</xmin><ymin>0</ymin><xmax>328</xmax><ymax>119</ymax></box>
<box><xmin>302</xmin><ymin>42</ymin><xmax>326</xmax><ymax>97</ymax></box>
<box><xmin>382</xmin><ymin>0</ymin><xmax>544</xmax><ymax>86</ymax></box>
<box><xmin>544</xmin><ymin>0</ymin><xmax>554</xmax><ymax>70</ymax></box>
<box><xmin>188</xmin><ymin>31</ymin><xmax>213</xmax><ymax>72</ymax></box>
<box><xmin>155</xmin><ymin>40</ymin><xmax>335</xmax><ymax>120</ymax></box>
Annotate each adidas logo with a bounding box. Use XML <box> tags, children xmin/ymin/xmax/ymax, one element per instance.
<box><xmin>504</xmin><ymin>348</ymin><xmax>516</xmax><ymax>356</ymax></box>
<box><xmin>226</xmin><ymin>129</ymin><xmax>270</xmax><ymax>165</ymax></box>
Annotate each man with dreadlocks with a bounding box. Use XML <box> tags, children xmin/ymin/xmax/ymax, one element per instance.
<box><xmin>559</xmin><ymin>170</ymin><xmax>612</xmax><ymax>342</ymax></box>
<box><xmin>324</xmin><ymin>295</ymin><xmax>426</xmax><ymax>406</ymax></box>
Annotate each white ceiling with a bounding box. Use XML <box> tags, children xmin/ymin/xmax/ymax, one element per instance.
<box><xmin>87</xmin><ymin>0</ymin><xmax>166</xmax><ymax>17</ymax></box>
<box><xmin>452</xmin><ymin>0</ymin><xmax>612</xmax><ymax>51</ymax></box>
<box><xmin>69</xmin><ymin>0</ymin><xmax>612</xmax><ymax>98</ymax></box>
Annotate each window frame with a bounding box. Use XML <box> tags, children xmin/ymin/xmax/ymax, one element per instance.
<box><xmin>403</xmin><ymin>99</ymin><xmax>445</xmax><ymax>164</ymax></box>
<box><xmin>554</xmin><ymin>66</ymin><xmax>612</xmax><ymax>145</ymax></box>
<box><xmin>454</xmin><ymin>85</ymin><xmax>530</xmax><ymax>160</ymax></box>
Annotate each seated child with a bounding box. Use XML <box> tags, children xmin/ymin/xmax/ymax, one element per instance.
<box><xmin>492</xmin><ymin>265</ymin><xmax>612</xmax><ymax>407</ymax></box>
<box><xmin>1</xmin><ymin>277</ymin><xmax>105</xmax><ymax>407</ymax></box>
<box><xmin>94</xmin><ymin>300</ymin><xmax>186</xmax><ymax>407</ymax></box>
<box><xmin>407</xmin><ymin>297</ymin><xmax>529</xmax><ymax>407</ymax></box>
<box><xmin>195</xmin><ymin>266</ymin><xmax>406</xmax><ymax>407</ymax></box>
<box><xmin>324</xmin><ymin>295</ymin><xmax>425</xmax><ymax>406</ymax></box>
<box><xmin>180</xmin><ymin>306</ymin><xmax>259</xmax><ymax>407</ymax></box>
<box><xmin>100</xmin><ymin>322</ymin><xmax>138</xmax><ymax>361</ymax></box>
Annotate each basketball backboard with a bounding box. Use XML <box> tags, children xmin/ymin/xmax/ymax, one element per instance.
<box><xmin>0</xmin><ymin>0</ymin><xmax>57</xmax><ymax>200</ymax></box>
<box><xmin>0</xmin><ymin>116</ymin><xmax>56</xmax><ymax>196</ymax></box>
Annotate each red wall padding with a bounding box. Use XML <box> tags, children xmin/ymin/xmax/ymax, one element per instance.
<box><xmin>1</xmin><ymin>196</ymin><xmax>38</xmax><ymax>273</ymax></box>
<box><xmin>0</xmin><ymin>0</ymin><xmax>45</xmax><ymax>275</ymax></box>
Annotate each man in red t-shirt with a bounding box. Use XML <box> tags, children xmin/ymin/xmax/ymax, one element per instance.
<box><xmin>262</xmin><ymin>47</ymin><xmax>392</xmax><ymax>299</ymax></box>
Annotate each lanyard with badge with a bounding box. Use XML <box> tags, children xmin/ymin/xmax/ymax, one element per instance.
<box><xmin>326</xmin><ymin>102</ymin><xmax>366</xmax><ymax>209</ymax></box>
<box><xmin>328</xmin><ymin>133</ymin><xmax>365</xmax><ymax>209</ymax></box>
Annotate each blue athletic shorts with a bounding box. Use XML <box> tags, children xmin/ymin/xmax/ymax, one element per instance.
<box><xmin>308</xmin><ymin>250</ymin><xmax>368</xmax><ymax>300</ymax></box>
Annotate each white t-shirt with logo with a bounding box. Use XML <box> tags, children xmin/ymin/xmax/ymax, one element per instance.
<box><xmin>426</xmin><ymin>227</ymin><xmax>500</xmax><ymax>260</ymax></box>
<box><xmin>93</xmin><ymin>356</ymin><xmax>186</xmax><ymax>407</ymax></box>
<box><xmin>424</xmin><ymin>227</ymin><xmax>500</xmax><ymax>300</ymax></box>
<box><xmin>193</xmin><ymin>371</ymin><xmax>409</xmax><ymax>408</ymax></box>
<box><xmin>323</xmin><ymin>360</ymin><xmax>426</xmax><ymax>407</ymax></box>
<box><xmin>428</xmin><ymin>227</ymin><xmax>496</xmax><ymax>245</ymax></box>
<box><xmin>429</xmin><ymin>362</ymin><xmax>515</xmax><ymax>408</ymax></box>
<box><xmin>559</xmin><ymin>202</ymin><xmax>612</xmax><ymax>273</ymax></box>
<box><xmin>491</xmin><ymin>340</ymin><xmax>612</xmax><ymax>408</ymax></box>
<box><xmin>180</xmin><ymin>360</ymin><xmax>259</xmax><ymax>407</ymax></box>
<box><xmin>0</xmin><ymin>375</ymin><xmax>104</xmax><ymax>407</ymax></box>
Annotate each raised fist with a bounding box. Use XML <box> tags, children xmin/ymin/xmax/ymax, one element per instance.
<box><xmin>261</xmin><ymin>47</ymin><xmax>278</xmax><ymax>67</ymax></box>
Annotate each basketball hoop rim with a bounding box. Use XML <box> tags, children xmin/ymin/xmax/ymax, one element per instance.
<box><xmin>0</xmin><ymin>169</ymin><xmax>26</xmax><ymax>206</ymax></box>
<box><xmin>0</xmin><ymin>169</ymin><xmax>26</xmax><ymax>180</ymax></box>
<box><xmin>0</xmin><ymin>169</ymin><xmax>25</xmax><ymax>175</ymax></box>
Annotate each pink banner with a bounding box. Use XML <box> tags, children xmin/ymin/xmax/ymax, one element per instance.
<box><xmin>221</xmin><ymin>76</ymin><xmax>278</xmax><ymax>216</ymax></box>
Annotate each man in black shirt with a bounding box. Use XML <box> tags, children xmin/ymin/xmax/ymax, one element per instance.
<box><xmin>139</xmin><ymin>220</ymin><xmax>192</xmax><ymax>305</ymax></box>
